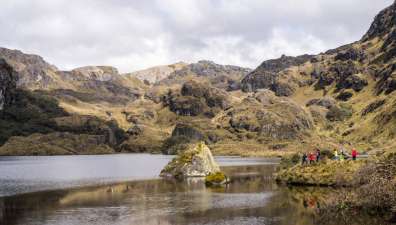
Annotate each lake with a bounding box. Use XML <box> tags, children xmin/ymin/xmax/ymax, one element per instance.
<box><xmin>0</xmin><ymin>154</ymin><xmax>390</xmax><ymax>225</ymax></box>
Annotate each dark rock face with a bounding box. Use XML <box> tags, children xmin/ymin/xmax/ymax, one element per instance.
<box><xmin>249</xmin><ymin>54</ymin><xmax>314</xmax><ymax>74</ymax></box>
<box><xmin>0</xmin><ymin>59</ymin><xmax>17</xmax><ymax>111</ymax></box>
<box><xmin>181</xmin><ymin>81</ymin><xmax>229</xmax><ymax>109</ymax></box>
<box><xmin>164</xmin><ymin>81</ymin><xmax>230</xmax><ymax>117</ymax></box>
<box><xmin>168</xmin><ymin>96</ymin><xmax>206</xmax><ymax>116</ymax></box>
<box><xmin>54</xmin><ymin>115</ymin><xmax>126</xmax><ymax>147</ymax></box>
<box><xmin>314</xmin><ymin>61</ymin><xmax>360</xmax><ymax>90</ymax></box>
<box><xmin>336</xmin><ymin>74</ymin><xmax>368</xmax><ymax>92</ymax></box>
<box><xmin>362</xmin><ymin>1</ymin><xmax>396</xmax><ymax>41</ymax></box>
<box><xmin>375</xmin><ymin>64</ymin><xmax>396</xmax><ymax>95</ymax></box>
<box><xmin>162</xmin><ymin>123</ymin><xmax>205</xmax><ymax>155</ymax></box>
<box><xmin>335</xmin><ymin>47</ymin><xmax>364</xmax><ymax>62</ymax></box>
<box><xmin>336</xmin><ymin>91</ymin><xmax>354</xmax><ymax>101</ymax></box>
<box><xmin>241</xmin><ymin>54</ymin><xmax>313</xmax><ymax>95</ymax></box>
<box><xmin>171</xmin><ymin>123</ymin><xmax>204</xmax><ymax>141</ymax></box>
<box><xmin>362</xmin><ymin>99</ymin><xmax>386</xmax><ymax>116</ymax></box>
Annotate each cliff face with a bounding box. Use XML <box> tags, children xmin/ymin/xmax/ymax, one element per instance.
<box><xmin>0</xmin><ymin>59</ymin><xmax>17</xmax><ymax>111</ymax></box>
<box><xmin>0</xmin><ymin>48</ymin><xmax>58</xmax><ymax>90</ymax></box>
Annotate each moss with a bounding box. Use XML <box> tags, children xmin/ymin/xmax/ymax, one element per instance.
<box><xmin>205</xmin><ymin>172</ymin><xmax>227</xmax><ymax>185</ymax></box>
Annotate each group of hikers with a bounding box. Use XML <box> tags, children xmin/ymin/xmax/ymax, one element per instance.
<box><xmin>302</xmin><ymin>147</ymin><xmax>358</xmax><ymax>165</ymax></box>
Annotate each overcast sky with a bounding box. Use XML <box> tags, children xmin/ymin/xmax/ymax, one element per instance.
<box><xmin>0</xmin><ymin>0</ymin><xmax>393</xmax><ymax>72</ymax></box>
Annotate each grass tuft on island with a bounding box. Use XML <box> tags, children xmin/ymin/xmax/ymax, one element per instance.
<box><xmin>205</xmin><ymin>172</ymin><xmax>229</xmax><ymax>186</ymax></box>
<box><xmin>276</xmin><ymin>160</ymin><xmax>366</xmax><ymax>186</ymax></box>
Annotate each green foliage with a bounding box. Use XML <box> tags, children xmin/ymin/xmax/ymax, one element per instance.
<box><xmin>0</xmin><ymin>90</ymin><xmax>67</xmax><ymax>145</ymax></box>
<box><xmin>280</xmin><ymin>153</ymin><xmax>301</xmax><ymax>168</ymax></box>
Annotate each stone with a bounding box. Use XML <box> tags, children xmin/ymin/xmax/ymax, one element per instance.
<box><xmin>160</xmin><ymin>142</ymin><xmax>220</xmax><ymax>178</ymax></box>
<box><xmin>336</xmin><ymin>91</ymin><xmax>354</xmax><ymax>101</ymax></box>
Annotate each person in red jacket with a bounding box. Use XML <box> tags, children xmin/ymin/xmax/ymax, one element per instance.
<box><xmin>308</xmin><ymin>152</ymin><xmax>316</xmax><ymax>164</ymax></box>
<box><xmin>351</xmin><ymin>148</ymin><xmax>358</xmax><ymax>160</ymax></box>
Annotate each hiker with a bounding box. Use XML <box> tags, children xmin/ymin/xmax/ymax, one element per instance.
<box><xmin>302</xmin><ymin>153</ymin><xmax>308</xmax><ymax>165</ymax></box>
<box><xmin>351</xmin><ymin>148</ymin><xmax>358</xmax><ymax>160</ymax></box>
<box><xmin>316</xmin><ymin>149</ymin><xmax>321</xmax><ymax>162</ymax></box>
<box><xmin>309</xmin><ymin>152</ymin><xmax>316</xmax><ymax>164</ymax></box>
<box><xmin>339</xmin><ymin>150</ymin><xmax>345</xmax><ymax>161</ymax></box>
<box><xmin>333</xmin><ymin>149</ymin><xmax>339</xmax><ymax>160</ymax></box>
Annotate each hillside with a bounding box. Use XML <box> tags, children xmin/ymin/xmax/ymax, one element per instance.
<box><xmin>0</xmin><ymin>1</ymin><xmax>395</xmax><ymax>156</ymax></box>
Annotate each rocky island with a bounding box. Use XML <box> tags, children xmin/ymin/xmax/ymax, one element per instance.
<box><xmin>160</xmin><ymin>142</ymin><xmax>220</xmax><ymax>176</ymax></box>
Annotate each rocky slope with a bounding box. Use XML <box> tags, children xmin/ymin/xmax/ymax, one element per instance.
<box><xmin>125</xmin><ymin>62</ymin><xmax>188</xmax><ymax>84</ymax></box>
<box><xmin>1</xmin><ymin>1</ymin><xmax>396</xmax><ymax>156</ymax></box>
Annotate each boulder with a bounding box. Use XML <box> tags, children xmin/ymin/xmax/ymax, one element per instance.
<box><xmin>306</xmin><ymin>97</ymin><xmax>337</xmax><ymax>109</ymax></box>
<box><xmin>336</xmin><ymin>91</ymin><xmax>354</xmax><ymax>101</ymax></box>
<box><xmin>160</xmin><ymin>142</ymin><xmax>220</xmax><ymax>178</ymax></box>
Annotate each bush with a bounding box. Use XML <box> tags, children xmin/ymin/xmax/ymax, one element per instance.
<box><xmin>280</xmin><ymin>153</ymin><xmax>301</xmax><ymax>168</ymax></box>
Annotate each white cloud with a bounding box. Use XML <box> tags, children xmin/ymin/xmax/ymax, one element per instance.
<box><xmin>0</xmin><ymin>0</ymin><xmax>393</xmax><ymax>72</ymax></box>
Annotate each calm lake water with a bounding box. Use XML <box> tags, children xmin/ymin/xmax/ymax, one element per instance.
<box><xmin>0</xmin><ymin>154</ymin><xmax>391</xmax><ymax>225</ymax></box>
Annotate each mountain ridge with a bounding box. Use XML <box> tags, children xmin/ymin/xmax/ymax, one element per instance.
<box><xmin>0</xmin><ymin>1</ymin><xmax>396</xmax><ymax>156</ymax></box>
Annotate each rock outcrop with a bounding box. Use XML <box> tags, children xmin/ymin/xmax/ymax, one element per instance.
<box><xmin>160</xmin><ymin>142</ymin><xmax>220</xmax><ymax>178</ymax></box>
<box><xmin>241</xmin><ymin>54</ymin><xmax>313</xmax><ymax>95</ymax></box>
<box><xmin>0</xmin><ymin>48</ymin><xmax>58</xmax><ymax>90</ymax></box>
<box><xmin>0</xmin><ymin>59</ymin><xmax>17</xmax><ymax>111</ymax></box>
<box><xmin>126</xmin><ymin>62</ymin><xmax>188</xmax><ymax>84</ymax></box>
<box><xmin>160</xmin><ymin>60</ymin><xmax>251</xmax><ymax>90</ymax></box>
<box><xmin>226</xmin><ymin>91</ymin><xmax>313</xmax><ymax>140</ymax></box>
<box><xmin>163</xmin><ymin>81</ymin><xmax>230</xmax><ymax>117</ymax></box>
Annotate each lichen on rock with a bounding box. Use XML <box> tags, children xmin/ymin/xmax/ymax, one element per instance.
<box><xmin>160</xmin><ymin>142</ymin><xmax>220</xmax><ymax>178</ymax></box>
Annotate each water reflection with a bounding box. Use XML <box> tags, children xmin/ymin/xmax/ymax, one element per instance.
<box><xmin>0</xmin><ymin>164</ymin><xmax>392</xmax><ymax>225</ymax></box>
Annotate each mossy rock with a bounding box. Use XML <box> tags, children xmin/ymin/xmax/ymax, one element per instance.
<box><xmin>160</xmin><ymin>142</ymin><xmax>221</xmax><ymax>178</ymax></box>
<box><xmin>205</xmin><ymin>172</ymin><xmax>230</xmax><ymax>186</ymax></box>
